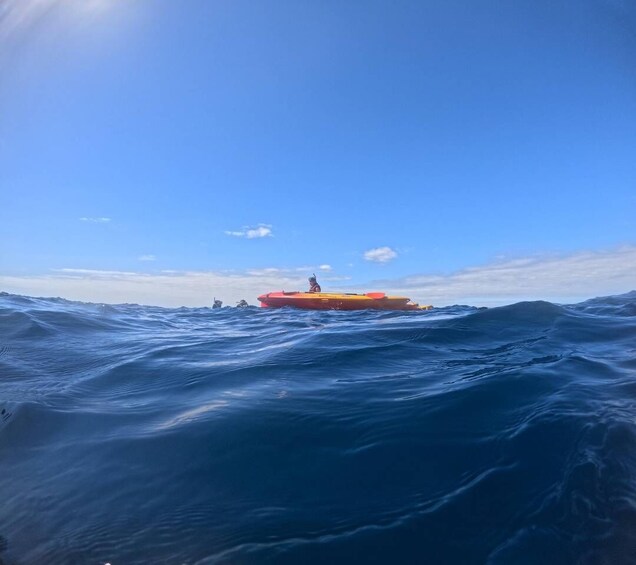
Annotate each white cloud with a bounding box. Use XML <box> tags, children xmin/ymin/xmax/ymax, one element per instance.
<box><xmin>80</xmin><ymin>217</ymin><xmax>111</xmax><ymax>223</ymax></box>
<box><xmin>0</xmin><ymin>267</ymin><xmax>315</xmax><ymax>307</ymax></box>
<box><xmin>57</xmin><ymin>268</ymin><xmax>138</xmax><ymax>275</ymax></box>
<box><xmin>246</xmin><ymin>226</ymin><xmax>272</xmax><ymax>239</ymax></box>
<box><xmin>138</xmin><ymin>255</ymin><xmax>156</xmax><ymax>262</ymax></box>
<box><xmin>319</xmin><ymin>264</ymin><xmax>332</xmax><ymax>271</ymax></box>
<box><xmin>246</xmin><ymin>267</ymin><xmax>281</xmax><ymax>276</ymax></box>
<box><xmin>377</xmin><ymin>246</ymin><xmax>636</xmax><ymax>306</ymax></box>
<box><xmin>225</xmin><ymin>224</ymin><xmax>273</xmax><ymax>239</ymax></box>
<box><xmin>1</xmin><ymin>246</ymin><xmax>634</xmax><ymax>308</ymax></box>
<box><xmin>364</xmin><ymin>246</ymin><xmax>398</xmax><ymax>263</ymax></box>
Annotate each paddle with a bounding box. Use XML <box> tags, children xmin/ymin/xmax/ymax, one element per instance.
<box><xmin>365</xmin><ymin>292</ymin><xmax>386</xmax><ymax>299</ymax></box>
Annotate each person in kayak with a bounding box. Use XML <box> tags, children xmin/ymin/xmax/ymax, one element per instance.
<box><xmin>308</xmin><ymin>274</ymin><xmax>321</xmax><ymax>293</ymax></box>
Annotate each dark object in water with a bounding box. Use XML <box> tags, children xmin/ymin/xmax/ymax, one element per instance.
<box><xmin>212</xmin><ymin>299</ymin><xmax>223</xmax><ymax>309</ymax></box>
<box><xmin>236</xmin><ymin>299</ymin><xmax>249</xmax><ymax>308</ymax></box>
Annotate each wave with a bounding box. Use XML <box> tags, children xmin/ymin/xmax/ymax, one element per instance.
<box><xmin>0</xmin><ymin>291</ymin><xmax>635</xmax><ymax>563</ymax></box>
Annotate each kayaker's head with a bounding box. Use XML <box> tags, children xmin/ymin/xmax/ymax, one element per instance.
<box><xmin>308</xmin><ymin>275</ymin><xmax>317</xmax><ymax>283</ymax></box>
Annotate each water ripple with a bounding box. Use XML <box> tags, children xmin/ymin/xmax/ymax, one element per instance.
<box><xmin>0</xmin><ymin>291</ymin><xmax>635</xmax><ymax>563</ymax></box>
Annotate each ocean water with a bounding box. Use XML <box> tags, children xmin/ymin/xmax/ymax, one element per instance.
<box><xmin>1</xmin><ymin>291</ymin><xmax>635</xmax><ymax>565</ymax></box>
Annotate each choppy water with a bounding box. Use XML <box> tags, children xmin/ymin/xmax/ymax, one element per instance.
<box><xmin>1</xmin><ymin>290</ymin><xmax>635</xmax><ymax>564</ymax></box>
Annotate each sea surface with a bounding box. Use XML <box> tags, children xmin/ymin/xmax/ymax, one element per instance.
<box><xmin>1</xmin><ymin>291</ymin><xmax>635</xmax><ymax>564</ymax></box>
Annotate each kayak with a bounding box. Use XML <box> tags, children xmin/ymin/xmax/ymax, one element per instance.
<box><xmin>257</xmin><ymin>291</ymin><xmax>432</xmax><ymax>311</ymax></box>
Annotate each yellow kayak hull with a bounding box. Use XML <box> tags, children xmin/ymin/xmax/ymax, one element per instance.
<box><xmin>257</xmin><ymin>291</ymin><xmax>432</xmax><ymax>311</ymax></box>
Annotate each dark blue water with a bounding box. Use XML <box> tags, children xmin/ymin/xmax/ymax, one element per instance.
<box><xmin>1</xmin><ymin>291</ymin><xmax>635</xmax><ymax>564</ymax></box>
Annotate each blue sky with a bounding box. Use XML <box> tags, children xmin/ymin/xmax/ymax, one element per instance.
<box><xmin>1</xmin><ymin>0</ymin><xmax>635</xmax><ymax>306</ymax></box>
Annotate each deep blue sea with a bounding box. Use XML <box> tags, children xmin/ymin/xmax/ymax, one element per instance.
<box><xmin>1</xmin><ymin>291</ymin><xmax>636</xmax><ymax>565</ymax></box>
